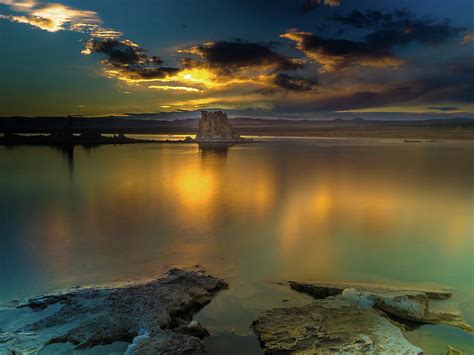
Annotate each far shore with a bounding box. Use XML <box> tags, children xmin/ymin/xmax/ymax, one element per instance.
<box><xmin>1</xmin><ymin>129</ymin><xmax>473</xmax><ymax>147</ymax></box>
<box><xmin>2</xmin><ymin>116</ymin><xmax>474</xmax><ymax>142</ymax></box>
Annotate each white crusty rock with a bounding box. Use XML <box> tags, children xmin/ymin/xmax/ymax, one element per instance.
<box><xmin>195</xmin><ymin>111</ymin><xmax>243</xmax><ymax>142</ymax></box>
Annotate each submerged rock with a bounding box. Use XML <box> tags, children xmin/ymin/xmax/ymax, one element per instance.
<box><xmin>253</xmin><ymin>281</ymin><xmax>472</xmax><ymax>354</ymax></box>
<box><xmin>195</xmin><ymin>111</ymin><xmax>243</xmax><ymax>142</ymax></box>
<box><xmin>0</xmin><ymin>268</ymin><xmax>227</xmax><ymax>354</ymax></box>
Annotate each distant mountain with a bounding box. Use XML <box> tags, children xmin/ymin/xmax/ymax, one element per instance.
<box><xmin>1</xmin><ymin>116</ymin><xmax>473</xmax><ymax>134</ymax></box>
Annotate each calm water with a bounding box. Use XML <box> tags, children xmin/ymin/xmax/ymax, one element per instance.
<box><xmin>0</xmin><ymin>138</ymin><xmax>473</xmax><ymax>353</ymax></box>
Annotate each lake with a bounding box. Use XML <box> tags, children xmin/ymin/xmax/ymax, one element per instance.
<box><xmin>0</xmin><ymin>137</ymin><xmax>473</xmax><ymax>353</ymax></box>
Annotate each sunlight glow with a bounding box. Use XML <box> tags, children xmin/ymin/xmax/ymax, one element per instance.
<box><xmin>148</xmin><ymin>85</ymin><xmax>201</xmax><ymax>92</ymax></box>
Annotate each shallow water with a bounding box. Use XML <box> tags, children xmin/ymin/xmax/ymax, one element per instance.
<box><xmin>0</xmin><ymin>138</ymin><xmax>473</xmax><ymax>353</ymax></box>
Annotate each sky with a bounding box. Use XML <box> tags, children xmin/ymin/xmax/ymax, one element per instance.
<box><xmin>0</xmin><ymin>0</ymin><xmax>473</xmax><ymax>118</ymax></box>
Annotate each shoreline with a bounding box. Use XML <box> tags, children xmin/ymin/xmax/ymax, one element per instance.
<box><xmin>1</xmin><ymin>268</ymin><xmax>471</xmax><ymax>354</ymax></box>
<box><xmin>0</xmin><ymin>134</ymin><xmax>257</xmax><ymax>147</ymax></box>
<box><xmin>2</xmin><ymin>117</ymin><xmax>474</xmax><ymax>142</ymax></box>
<box><xmin>1</xmin><ymin>133</ymin><xmax>473</xmax><ymax>148</ymax></box>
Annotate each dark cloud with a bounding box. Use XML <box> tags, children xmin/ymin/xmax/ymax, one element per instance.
<box><xmin>84</xmin><ymin>39</ymin><xmax>161</xmax><ymax>65</ymax></box>
<box><xmin>273</xmin><ymin>73</ymin><xmax>317</xmax><ymax>91</ymax></box>
<box><xmin>281</xmin><ymin>30</ymin><xmax>403</xmax><ymax>71</ymax></box>
<box><xmin>302</xmin><ymin>0</ymin><xmax>341</xmax><ymax>14</ymax></box>
<box><xmin>366</xmin><ymin>21</ymin><xmax>464</xmax><ymax>48</ymax></box>
<box><xmin>427</xmin><ymin>106</ymin><xmax>460</xmax><ymax>111</ymax></box>
<box><xmin>83</xmin><ymin>38</ymin><xmax>180</xmax><ymax>80</ymax></box>
<box><xmin>179</xmin><ymin>40</ymin><xmax>304</xmax><ymax>74</ymax></box>
<box><xmin>330</xmin><ymin>10</ymin><xmax>396</xmax><ymax>28</ymax></box>
<box><xmin>283</xmin><ymin>8</ymin><xmax>467</xmax><ymax>72</ymax></box>
<box><xmin>414</xmin><ymin>57</ymin><xmax>474</xmax><ymax>103</ymax></box>
<box><xmin>271</xmin><ymin>86</ymin><xmax>411</xmax><ymax>112</ymax></box>
<box><xmin>330</xmin><ymin>10</ymin><xmax>465</xmax><ymax>48</ymax></box>
<box><xmin>275</xmin><ymin>71</ymin><xmax>473</xmax><ymax>113</ymax></box>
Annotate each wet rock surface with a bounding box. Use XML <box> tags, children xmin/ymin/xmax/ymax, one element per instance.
<box><xmin>0</xmin><ymin>268</ymin><xmax>227</xmax><ymax>354</ymax></box>
<box><xmin>253</xmin><ymin>281</ymin><xmax>472</xmax><ymax>354</ymax></box>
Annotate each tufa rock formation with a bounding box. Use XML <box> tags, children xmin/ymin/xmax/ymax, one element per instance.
<box><xmin>195</xmin><ymin>111</ymin><xmax>243</xmax><ymax>142</ymax></box>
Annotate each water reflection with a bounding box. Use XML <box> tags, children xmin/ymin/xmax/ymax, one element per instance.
<box><xmin>199</xmin><ymin>143</ymin><xmax>229</xmax><ymax>159</ymax></box>
<box><xmin>54</xmin><ymin>146</ymin><xmax>75</xmax><ymax>180</ymax></box>
<box><xmin>0</xmin><ymin>139</ymin><xmax>473</xmax><ymax>352</ymax></box>
<box><xmin>0</xmin><ymin>141</ymin><xmax>472</xmax><ymax>290</ymax></box>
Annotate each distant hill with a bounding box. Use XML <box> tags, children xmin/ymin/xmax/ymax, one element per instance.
<box><xmin>1</xmin><ymin>116</ymin><xmax>473</xmax><ymax>140</ymax></box>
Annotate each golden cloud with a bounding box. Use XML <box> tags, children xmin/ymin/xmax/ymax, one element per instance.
<box><xmin>148</xmin><ymin>85</ymin><xmax>201</xmax><ymax>92</ymax></box>
<box><xmin>0</xmin><ymin>0</ymin><xmax>121</xmax><ymax>37</ymax></box>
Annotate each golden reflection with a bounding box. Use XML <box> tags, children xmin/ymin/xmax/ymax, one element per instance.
<box><xmin>174</xmin><ymin>163</ymin><xmax>217</xmax><ymax>208</ymax></box>
<box><xmin>312</xmin><ymin>186</ymin><xmax>332</xmax><ymax>222</ymax></box>
<box><xmin>14</xmin><ymin>143</ymin><xmax>472</xmax><ymax>286</ymax></box>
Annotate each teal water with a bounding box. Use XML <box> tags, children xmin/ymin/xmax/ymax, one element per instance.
<box><xmin>0</xmin><ymin>138</ymin><xmax>473</xmax><ymax>353</ymax></box>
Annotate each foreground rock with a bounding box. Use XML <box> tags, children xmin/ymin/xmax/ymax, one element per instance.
<box><xmin>0</xmin><ymin>268</ymin><xmax>227</xmax><ymax>354</ymax></box>
<box><xmin>195</xmin><ymin>111</ymin><xmax>245</xmax><ymax>143</ymax></box>
<box><xmin>288</xmin><ymin>281</ymin><xmax>472</xmax><ymax>331</ymax></box>
<box><xmin>288</xmin><ymin>280</ymin><xmax>452</xmax><ymax>300</ymax></box>
<box><xmin>253</xmin><ymin>296</ymin><xmax>423</xmax><ymax>354</ymax></box>
<box><xmin>253</xmin><ymin>281</ymin><xmax>472</xmax><ymax>354</ymax></box>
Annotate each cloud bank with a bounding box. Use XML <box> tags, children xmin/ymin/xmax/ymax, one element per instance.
<box><xmin>1</xmin><ymin>1</ymin><xmax>472</xmax><ymax>114</ymax></box>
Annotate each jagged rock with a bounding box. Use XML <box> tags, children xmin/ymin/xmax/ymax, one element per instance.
<box><xmin>195</xmin><ymin>111</ymin><xmax>243</xmax><ymax>142</ymax></box>
<box><xmin>0</xmin><ymin>268</ymin><xmax>227</xmax><ymax>354</ymax></box>
<box><xmin>252</xmin><ymin>296</ymin><xmax>423</xmax><ymax>354</ymax></box>
<box><xmin>288</xmin><ymin>281</ymin><xmax>472</xmax><ymax>331</ymax></box>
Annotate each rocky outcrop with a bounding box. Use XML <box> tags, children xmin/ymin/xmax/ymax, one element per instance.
<box><xmin>195</xmin><ymin>111</ymin><xmax>243</xmax><ymax>142</ymax></box>
<box><xmin>288</xmin><ymin>281</ymin><xmax>472</xmax><ymax>331</ymax></box>
<box><xmin>253</xmin><ymin>297</ymin><xmax>423</xmax><ymax>354</ymax></box>
<box><xmin>253</xmin><ymin>281</ymin><xmax>472</xmax><ymax>354</ymax></box>
<box><xmin>0</xmin><ymin>268</ymin><xmax>227</xmax><ymax>354</ymax></box>
<box><xmin>288</xmin><ymin>280</ymin><xmax>452</xmax><ymax>300</ymax></box>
